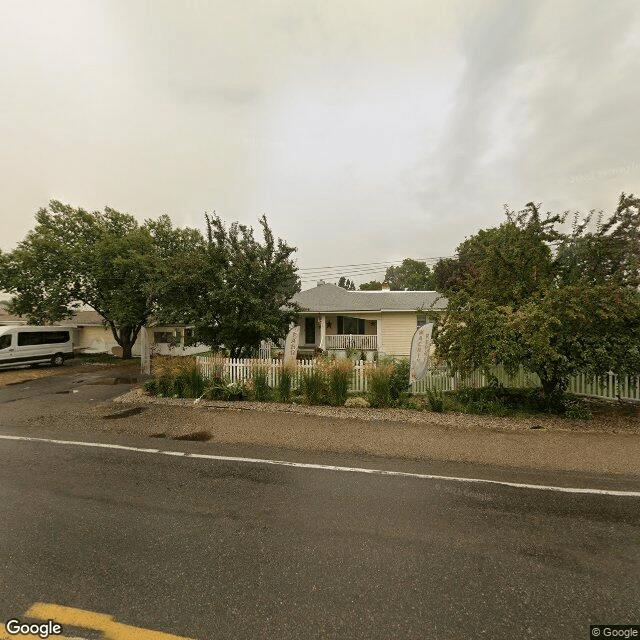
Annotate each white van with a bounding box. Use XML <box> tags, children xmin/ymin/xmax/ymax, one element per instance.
<box><xmin>0</xmin><ymin>326</ymin><xmax>74</xmax><ymax>369</ymax></box>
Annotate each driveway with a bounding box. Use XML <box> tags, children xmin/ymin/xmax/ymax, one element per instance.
<box><xmin>0</xmin><ymin>361</ymin><xmax>143</xmax><ymax>425</ymax></box>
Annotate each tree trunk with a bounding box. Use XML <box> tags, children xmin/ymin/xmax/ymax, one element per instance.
<box><xmin>109</xmin><ymin>323</ymin><xmax>141</xmax><ymax>360</ymax></box>
<box><xmin>121</xmin><ymin>341</ymin><xmax>133</xmax><ymax>360</ymax></box>
<box><xmin>540</xmin><ymin>377</ymin><xmax>559</xmax><ymax>396</ymax></box>
<box><xmin>539</xmin><ymin>372</ymin><xmax>568</xmax><ymax>401</ymax></box>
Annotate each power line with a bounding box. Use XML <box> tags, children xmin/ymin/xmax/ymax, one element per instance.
<box><xmin>297</xmin><ymin>257</ymin><xmax>452</xmax><ymax>273</ymax></box>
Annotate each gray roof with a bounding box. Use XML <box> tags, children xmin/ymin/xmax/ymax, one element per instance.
<box><xmin>291</xmin><ymin>283</ymin><xmax>447</xmax><ymax>312</ymax></box>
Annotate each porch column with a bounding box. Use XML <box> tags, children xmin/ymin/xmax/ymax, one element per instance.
<box><xmin>376</xmin><ymin>313</ymin><xmax>384</xmax><ymax>355</ymax></box>
<box><xmin>319</xmin><ymin>314</ymin><xmax>326</xmax><ymax>350</ymax></box>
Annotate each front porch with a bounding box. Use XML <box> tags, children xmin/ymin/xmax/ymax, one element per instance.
<box><xmin>325</xmin><ymin>334</ymin><xmax>377</xmax><ymax>350</ymax></box>
<box><xmin>297</xmin><ymin>313</ymin><xmax>381</xmax><ymax>354</ymax></box>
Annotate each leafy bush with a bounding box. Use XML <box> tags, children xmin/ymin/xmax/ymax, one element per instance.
<box><xmin>252</xmin><ymin>367</ymin><xmax>272</xmax><ymax>402</ymax></box>
<box><xmin>157</xmin><ymin>371</ymin><xmax>175</xmax><ymax>397</ymax></box>
<box><xmin>300</xmin><ymin>369</ymin><xmax>328</xmax><ymax>405</ymax></box>
<box><xmin>367</xmin><ymin>364</ymin><xmax>393</xmax><ymax>408</ymax></box>
<box><xmin>564</xmin><ymin>399</ymin><xmax>592</xmax><ymax>419</ymax></box>
<box><xmin>327</xmin><ymin>359</ymin><xmax>353</xmax><ymax>406</ymax></box>
<box><xmin>399</xmin><ymin>396</ymin><xmax>425</xmax><ymax>411</ymax></box>
<box><xmin>425</xmin><ymin>387</ymin><xmax>445</xmax><ymax>412</ymax></box>
<box><xmin>345</xmin><ymin>346</ymin><xmax>361</xmax><ymax>361</ymax></box>
<box><xmin>202</xmin><ymin>378</ymin><xmax>248</xmax><ymax>401</ymax></box>
<box><xmin>449</xmin><ymin>384</ymin><xmax>584</xmax><ymax>417</ymax></box>
<box><xmin>224</xmin><ymin>380</ymin><xmax>248</xmax><ymax>401</ymax></box>
<box><xmin>174</xmin><ymin>364</ymin><xmax>206</xmax><ymax>398</ymax></box>
<box><xmin>278</xmin><ymin>365</ymin><xmax>294</xmax><ymax>403</ymax></box>
<box><xmin>142</xmin><ymin>380</ymin><xmax>158</xmax><ymax>394</ymax></box>
<box><xmin>389</xmin><ymin>358</ymin><xmax>411</xmax><ymax>402</ymax></box>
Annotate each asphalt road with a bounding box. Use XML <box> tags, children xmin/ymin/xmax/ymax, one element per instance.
<box><xmin>1</xmin><ymin>431</ymin><xmax>639</xmax><ymax>640</ymax></box>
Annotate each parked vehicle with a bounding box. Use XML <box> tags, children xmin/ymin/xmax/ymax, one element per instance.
<box><xmin>0</xmin><ymin>325</ymin><xmax>74</xmax><ymax>369</ymax></box>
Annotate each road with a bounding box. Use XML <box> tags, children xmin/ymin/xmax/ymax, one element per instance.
<box><xmin>1</xmin><ymin>427</ymin><xmax>639</xmax><ymax>640</ymax></box>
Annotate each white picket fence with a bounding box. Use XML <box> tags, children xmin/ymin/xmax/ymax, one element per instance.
<box><xmin>195</xmin><ymin>356</ymin><xmax>640</xmax><ymax>401</ymax></box>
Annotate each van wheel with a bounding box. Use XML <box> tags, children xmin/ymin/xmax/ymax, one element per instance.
<box><xmin>51</xmin><ymin>353</ymin><xmax>65</xmax><ymax>367</ymax></box>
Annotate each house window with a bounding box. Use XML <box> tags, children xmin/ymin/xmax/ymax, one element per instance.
<box><xmin>154</xmin><ymin>331</ymin><xmax>173</xmax><ymax>344</ymax></box>
<box><xmin>417</xmin><ymin>314</ymin><xmax>427</xmax><ymax>328</ymax></box>
<box><xmin>304</xmin><ymin>317</ymin><xmax>316</xmax><ymax>344</ymax></box>
<box><xmin>337</xmin><ymin>316</ymin><xmax>365</xmax><ymax>334</ymax></box>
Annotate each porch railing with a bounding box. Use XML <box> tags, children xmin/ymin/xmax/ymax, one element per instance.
<box><xmin>325</xmin><ymin>335</ymin><xmax>377</xmax><ymax>350</ymax></box>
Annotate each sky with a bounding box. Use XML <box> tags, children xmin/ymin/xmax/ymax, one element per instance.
<box><xmin>1</xmin><ymin>0</ymin><xmax>639</xmax><ymax>289</ymax></box>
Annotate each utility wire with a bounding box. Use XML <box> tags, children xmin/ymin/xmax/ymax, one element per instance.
<box><xmin>297</xmin><ymin>257</ymin><xmax>450</xmax><ymax>272</ymax></box>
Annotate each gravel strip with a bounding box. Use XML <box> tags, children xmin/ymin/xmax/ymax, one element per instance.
<box><xmin>112</xmin><ymin>387</ymin><xmax>640</xmax><ymax>435</ymax></box>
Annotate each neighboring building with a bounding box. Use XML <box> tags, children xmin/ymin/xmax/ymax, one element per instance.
<box><xmin>0</xmin><ymin>303</ymin><xmax>207</xmax><ymax>356</ymax></box>
<box><xmin>0</xmin><ymin>301</ymin><xmax>27</xmax><ymax>326</ymax></box>
<box><xmin>290</xmin><ymin>281</ymin><xmax>447</xmax><ymax>358</ymax></box>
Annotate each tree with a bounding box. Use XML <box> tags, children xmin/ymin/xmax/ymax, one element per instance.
<box><xmin>384</xmin><ymin>259</ymin><xmax>436</xmax><ymax>290</ymax></box>
<box><xmin>338</xmin><ymin>276</ymin><xmax>355</xmax><ymax>290</ymax></box>
<box><xmin>0</xmin><ymin>201</ymin><xmax>198</xmax><ymax>359</ymax></box>
<box><xmin>432</xmin><ymin>195</ymin><xmax>640</xmax><ymax>398</ymax></box>
<box><xmin>158</xmin><ymin>213</ymin><xmax>300</xmax><ymax>358</ymax></box>
<box><xmin>359</xmin><ymin>281</ymin><xmax>383</xmax><ymax>290</ymax></box>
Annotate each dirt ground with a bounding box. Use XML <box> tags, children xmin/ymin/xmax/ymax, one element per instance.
<box><xmin>3</xmin><ymin>370</ymin><xmax>638</xmax><ymax>477</ymax></box>
<box><xmin>69</xmin><ymin>388</ymin><xmax>639</xmax><ymax>477</ymax></box>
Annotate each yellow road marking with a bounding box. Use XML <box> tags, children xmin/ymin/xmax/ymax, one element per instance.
<box><xmin>23</xmin><ymin>603</ymin><xmax>195</xmax><ymax>640</ymax></box>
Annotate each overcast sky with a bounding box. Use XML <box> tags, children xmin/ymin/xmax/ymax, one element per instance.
<box><xmin>1</xmin><ymin>0</ymin><xmax>639</xmax><ymax>288</ymax></box>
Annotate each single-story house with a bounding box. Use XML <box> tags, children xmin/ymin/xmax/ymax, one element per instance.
<box><xmin>0</xmin><ymin>303</ymin><xmax>207</xmax><ymax>357</ymax></box>
<box><xmin>290</xmin><ymin>281</ymin><xmax>447</xmax><ymax>359</ymax></box>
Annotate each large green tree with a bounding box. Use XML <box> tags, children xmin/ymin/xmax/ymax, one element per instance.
<box><xmin>433</xmin><ymin>195</ymin><xmax>640</xmax><ymax>397</ymax></box>
<box><xmin>0</xmin><ymin>201</ymin><xmax>198</xmax><ymax>359</ymax></box>
<box><xmin>359</xmin><ymin>280</ymin><xmax>383</xmax><ymax>291</ymax></box>
<box><xmin>384</xmin><ymin>258</ymin><xmax>436</xmax><ymax>290</ymax></box>
<box><xmin>157</xmin><ymin>213</ymin><xmax>300</xmax><ymax>357</ymax></box>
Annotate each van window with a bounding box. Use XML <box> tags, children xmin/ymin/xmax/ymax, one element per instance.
<box><xmin>17</xmin><ymin>331</ymin><xmax>70</xmax><ymax>346</ymax></box>
<box><xmin>0</xmin><ymin>335</ymin><xmax>11</xmax><ymax>349</ymax></box>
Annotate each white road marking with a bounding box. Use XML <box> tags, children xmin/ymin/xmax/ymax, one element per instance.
<box><xmin>1</xmin><ymin>433</ymin><xmax>639</xmax><ymax>497</ymax></box>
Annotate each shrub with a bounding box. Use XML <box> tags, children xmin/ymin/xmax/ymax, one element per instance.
<box><xmin>345</xmin><ymin>346</ymin><xmax>361</xmax><ymax>360</ymax></box>
<box><xmin>224</xmin><ymin>380</ymin><xmax>248</xmax><ymax>401</ymax></box>
<box><xmin>252</xmin><ymin>367</ymin><xmax>272</xmax><ymax>402</ymax></box>
<box><xmin>425</xmin><ymin>387</ymin><xmax>445</xmax><ymax>412</ymax></box>
<box><xmin>449</xmin><ymin>384</ymin><xmax>582</xmax><ymax>417</ymax></box>
<box><xmin>327</xmin><ymin>358</ymin><xmax>353</xmax><ymax>406</ymax></box>
<box><xmin>202</xmin><ymin>378</ymin><xmax>248</xmax><ymax>401</ymax></box>
<box><xmin>202</xmin><ymin>378</ymin><xmax>227</xmax><ymax>400</ymax></box>
<box><xmin>157</xmin><ymin>371</ymin><xmax>175</xmax><ymax>397</ymax></box>
<box><xmin>367</xmin><ymin>363</ymin><xmax>393</xmax><ymax>408</ymax></box>
<box><xmin>399</xmin><ymin>396</ymin><xmax>425</xmax><ymax>411</ymax></box>
<box><xmin>345</xmin><ymin>396</ymin><xmax>370</xmax><ymax>408</ymax></box>
<box><xmin>278</xmin><ymin>364</ymin><xmax>294</xmax><ymax>403</ymax></box>
<box><xmin>300</xmin><ymin>369</ymin><xmax>328</xmax><ymax>405</ymax></box>
<box><xmin>175</xmin><ymin>364</ymin><xmax>206</xmax><ymax>398</ymax></box>
<box><xmin>564</xmin><ymin>399</ymin><xmax>592</xmax><ymax>419</ymax></box>
<box><xmin>142</xmin><ymin>380</ymin><xmax>157</xmax><ymax>394</ymax></box>
<box><xmin>389</xmin><ymin>358</ymin><xmax>411</xmax><ymax>402</ymax></box>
